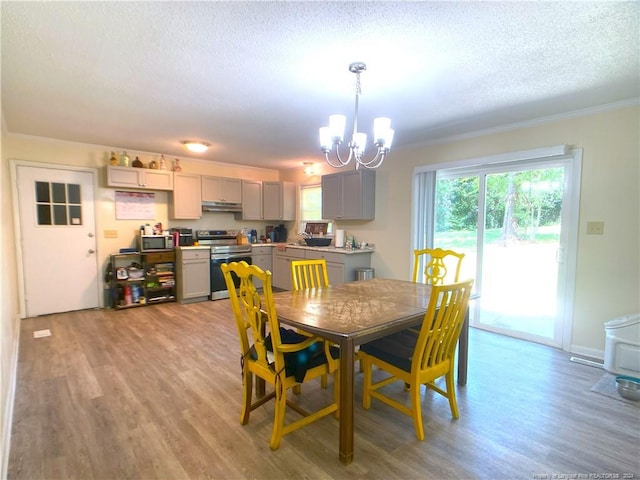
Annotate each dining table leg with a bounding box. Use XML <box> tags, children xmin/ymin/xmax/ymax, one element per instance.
<box><xmin>338</xmin><ymin>338</ymin><xmax>355</xmax><ymax>464</ymax></box>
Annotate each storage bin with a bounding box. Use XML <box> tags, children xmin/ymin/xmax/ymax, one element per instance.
<box><xmin>355</xmin><ymin>267</ymin><xmax>374</xmax><ymax>281</ymax></box>
<box><xmin>604</xmin><ymin>313</ymin><xmax>640</xmax><ymax>375</ymax></box>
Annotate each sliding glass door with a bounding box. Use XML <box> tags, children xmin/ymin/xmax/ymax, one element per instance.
<box><xmin>428</xmin><ymin>154</ymin><xmax>579</xmax><ymax>348</ymax></box>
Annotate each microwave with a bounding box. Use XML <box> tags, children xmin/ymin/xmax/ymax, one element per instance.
<box><xmin>139</xmin><ymin>234</ymin><xmax>174</xmax><ymax>252</ymax></box>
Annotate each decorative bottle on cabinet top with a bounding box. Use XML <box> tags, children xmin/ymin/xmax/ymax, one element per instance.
<box><xmin>159</xmin><ymin>154</ymin><xmax>167</xmax><ymax>170</ymax></box>
<box><xmin>119</xmin><ymin>151</ymin><xmax>130</xmax><ymax>167</ymax></box>
<box><xmin>173</xmin><ymin>158</ymin><xmax>182</xmax><ymax>172</ymax></box>
<box><xmin>109</xmin><ymin>151</ymin><xmax>118</xmax><ymax>165</ymax></box>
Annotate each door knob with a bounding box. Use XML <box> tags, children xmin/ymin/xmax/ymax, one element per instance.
<box><xmin>88</xmin><ymin>232</ymin><xmax>95</xmax><ymax>238</ymax></box>
<box><xmin>89</xmin><ymin>249</ymin><xmax>95</xmax><ymax>254</ymax></box>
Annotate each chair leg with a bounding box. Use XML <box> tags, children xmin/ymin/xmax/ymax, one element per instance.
<box><xmin>269</xmin><ymin>383</ymin><xmax>288</xmax><ymax>450</ymax></box>
<box><xmin>445</xmin><ymin>370</ymin><xmax>460</xmax><ymax>419</ymax></box>
<box><xmin>362</xmin><ymin>356</ymin><xmax>372</xmax><ymax>409</ymax></box>
<box><xmin>410</xmin><ymin>383</ymin><xmax>425</xmax><ymax>441</ymax></box>
<box><xmin>240</xmin><ymin>370</ymin><xmax>252</xmax><ymax>425</ymax></box>
<box><xmin>293</xmin><ymin>384</ymin><xmax>301</xmax><ymax>394</ymax></box>
<box><xmin>321</xmin><ymin>373</ymin><xmax>328</xmax><ymax>389</ymax></box>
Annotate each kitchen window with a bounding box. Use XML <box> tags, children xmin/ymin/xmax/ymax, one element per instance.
<box><xmin>300</xmin><ymin>184</ymin><xmax>332</xmax><ymax>233</ymax></box>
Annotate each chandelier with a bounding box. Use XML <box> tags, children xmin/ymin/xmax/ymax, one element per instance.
<box><xmin>319</xmin><ymin>62</ymin><xmax>394</xmax><ymax>169</ymax></box>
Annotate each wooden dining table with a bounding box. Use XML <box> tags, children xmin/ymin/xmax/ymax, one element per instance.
<box><xmin>271</xmin><ymin>277</ymin><xmax>473</xmax><ymax>465</ymax></box>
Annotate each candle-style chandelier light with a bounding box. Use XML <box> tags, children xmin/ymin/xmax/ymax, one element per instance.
<box><xmin>319</xmin><ymin>62</ymin><xmax>394</xmax><ymax>169</ymax></box>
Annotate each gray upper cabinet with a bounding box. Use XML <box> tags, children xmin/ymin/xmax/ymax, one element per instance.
<box><xmin>170</xmin><ymin>173</ymin><xmax>202</xmax><ymax>219</ymax></box>
<box><xmin>242</xmin><ymin>180</ymin><xmax>295</xmax><ymax>221</ymax></box>
<box><xmin>321</xmin><ymin>169</ymin><xmax>376</xmax><ymax>220</ymax></box>
<box><xmin>241</xmin><ymin>180</ymin><xmax>263</xmax><ymax>220</ymax></box>
<box><xmin>263</xmin><ymin>181</ymin><xmax>295</xmax><ymax>221</ymax></box>
<box><xmin>202</xmin><ymin>176</ymin><xmax>242</xmax><ymax>203</ymax></box>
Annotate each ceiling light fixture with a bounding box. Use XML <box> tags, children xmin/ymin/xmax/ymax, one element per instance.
<box><xmin>302</xmin><ymin>162</ymin><xmax>315</xmax><ymax>176</ymax></box>
<box><xmin>182</xmin><ymin>141</ymin><xmax>210</xmax><ymax>153</ymax></box>
<box><xmin>319</xmin><ymin>62</ymin><xmax>394</xmax><ymax>170</ymax></box>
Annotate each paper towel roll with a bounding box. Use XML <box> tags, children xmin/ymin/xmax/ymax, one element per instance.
<box><xmin>335</xmin><ymin>229</ymin><xmax>345</xmax><ymax>248</ymax></box>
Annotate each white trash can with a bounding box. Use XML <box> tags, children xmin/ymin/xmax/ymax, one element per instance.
<box><xmin>604</xmin><ymin>313</ymin><xmax>640</xmax><ymax>376</ymax></box>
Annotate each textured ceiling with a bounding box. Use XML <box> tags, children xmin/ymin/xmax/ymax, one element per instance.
<box><xmin>1</xmin><ymin>1</ymin><xmax>639</xmax><ymax>170</ymax></box>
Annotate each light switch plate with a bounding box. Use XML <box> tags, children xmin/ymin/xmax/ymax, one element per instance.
<box><xmin>586</xmin><ymin>221</ymin><xmax>604</xmax><ymax>235</ymax></box>
<box><xmin>104</xmin><ymin>229</ymin><xmax>118</xmax><ymax>238</ymax></box>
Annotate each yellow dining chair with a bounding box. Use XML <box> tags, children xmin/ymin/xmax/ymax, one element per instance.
<box><xmin>291</xmin><ymin>258</ymin><xmax>331</xmax><ymax>388</ymax></box>
<box><xmin>221</xmin><ymin>261</ymin><xmax>339</xmax><ymax>450</ymax></box>
<box><xmin>291</xmin><ymin>258</ymin><xmax>330</xmax><ymax>290</ymax></box>
<box><xmin>360</xmin><ymin>279</ymin><xmax>474</xmax><ymax>441</ymax></box>
<box><xmin>412</xmin><ymin>248</ymin><xmax>465</xmax><ymax>285</ymax></box>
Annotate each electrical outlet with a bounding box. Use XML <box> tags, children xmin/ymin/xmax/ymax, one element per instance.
<box><xmin>104</xmin><ymin>229</ymin><xmax>118</xmax><ymax>238</ymax></box>
<box><xmin>586</xmin><ymin>221</ymin><xmax>604</xmax><ymax>235</ymax></box>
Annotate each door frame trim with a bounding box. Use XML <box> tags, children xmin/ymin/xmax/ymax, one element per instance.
<box><xmin>10</xmin><ymin>160</ymin><xmax>100</xmax><ymax>318</ymax></box>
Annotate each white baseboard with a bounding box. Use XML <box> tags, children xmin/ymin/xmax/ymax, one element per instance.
<box><xmin>570</xmin><ymin>344</ymin><xmax>604</xmax><ymax>362</ymax></box>
<box><xmin>1</xmin><ymin>316</ymin><xmax>20</xmax><ymax>480</ymax></box>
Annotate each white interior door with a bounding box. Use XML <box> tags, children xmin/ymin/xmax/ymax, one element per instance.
<box><xmin>16</xmin><ymin>164</ymin><xmax>99</xmax><ymax>317</ymax></box>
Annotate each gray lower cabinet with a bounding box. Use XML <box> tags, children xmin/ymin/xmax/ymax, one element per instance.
<box><xmin>176</xmin><ymin>247</ymin><xmax>211</xmax><ymax>303</ymax></box>
<box><xmin>304</xmin><ymin>250</ymin><xmax>373</xmax><ymax>285</ymax></box>
<box><xmin>272</xmin><ymin>248</ymin><xmax>302</xmax><ymax>290</ymax></box>
<box><xmin>272</xmin><ymin>247</ymin><xmax>373</xmax><ymax>290</ymax></box>
<box><xmin>251</xmin><ymin>245</ymin><xmax>273</xmax><ymax>289</ymax></box>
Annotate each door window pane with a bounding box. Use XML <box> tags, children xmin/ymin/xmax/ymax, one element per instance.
<box><xmin>37</xmin><ymin>204</ymin><xmax>52</xmax><ymax>225</ymax></box>
<box><xmin>34</xmin><ymin>181</ymin><xmax>83</xmax><ymax>226</ymax></box>
<box><xmin>52</xmin><ymin>183</ymin><xmax>66</xmax><ymax>203</ymax></box>
<box><xmin>53</xmin><ymin>205</ymin><xmax>68</xmax><ymax>225</ymax></box>
<box><xmin>67</xmin><ymin>184</ymin><xmax>81</xmax><ymax>204</ymax></box>
<box><xmin>36</xmin><ymin>182</ymin><xmax>50</xmax><ymax>203</ymax></box>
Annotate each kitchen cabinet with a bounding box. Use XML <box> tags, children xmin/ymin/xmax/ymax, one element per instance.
<box><xmin>109</xmin><ymin>251</ymin><xmax>175</xmax><ymax>309</ymax></box>
<box><xmin>107</xmin><ymin>166</ymin><xmax>174</xmax><ymax>191</ymax></box>
<box><xmin>251</xmin><ymin>245</ymin><xmax>273</xmax><ymax>289</ymax></box>
<box><xmin>304</xmin><ymin>249</ymin><xmax>373</xmax><ymax>284</ymax></box>
<box><xmin>271</xmin><ymin>246</ymin><xmax>373</xmax><ymax>290</ymax></box>
<box><xmin>321</xmin><ymin>169</ymin><xmax>375</xmax><ymax>220</ymax></box>
<box><xmin>242</xmin><ymin>180</ymin><xmax>295</xmax><ymax>221</ymax></box>
<box><xmin>263</xmin><ymin>181</ymin><xmax>295</xmax><ymax>221</ymax></box>
<box><xmin>175</xmin><ymin>246</ymin><xmax>211</xmax><ymax>303</ymax></box>
<box><xmin>272</xmin><ymin>248</ymin><xmax>303</xmax><ymax>290</ymax></box>
<box><xmin>241</xmin><ymin>180</ymin><xmax>262</xmax><ymax>220</ymax></box>
<box><xmin>171</xmin><ymin>173</ymin><xmax>202</xmax><ymax>219</ymax></box>
<box><xmin>202</xmin><ymin>176</ymin><xmax>242</xmax><ymax>203</ymax></box>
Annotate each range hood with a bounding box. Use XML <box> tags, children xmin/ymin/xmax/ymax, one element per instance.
<box><xmin>201</xmin><ymin>201</ymin><xmax>242</xmax><ymax>213</ymax></box>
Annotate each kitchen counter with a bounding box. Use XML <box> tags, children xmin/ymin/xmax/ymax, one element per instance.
<box><xmin>252</xmin><ymin>242</ymin><xmax>374</xmax><ymax>255</ymax></box>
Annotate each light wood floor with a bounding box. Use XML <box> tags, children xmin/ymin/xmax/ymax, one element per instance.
<box><xmin>8</xmin><ymin>301</ymin><xmax>640</xmax><ymax>479</ymax></box>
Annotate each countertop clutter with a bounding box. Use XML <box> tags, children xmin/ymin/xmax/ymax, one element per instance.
<box><xmin>255</xmin><ymin>243</ymin><xmax>375</xmax><ymax>255</ymax></box>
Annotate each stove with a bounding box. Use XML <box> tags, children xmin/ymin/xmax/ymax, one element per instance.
<box><xmin>196</xmin><ymin>230</ymin><xmax>252</xmax><ymax>300</ymax></box>
<box><xmin>196</xmin><ymin>230</ymin><xmax>252</xmax><ymax>256</ymax></box>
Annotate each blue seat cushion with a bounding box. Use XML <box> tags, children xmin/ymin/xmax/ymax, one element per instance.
<box><xmin>360</xmin><ymin>329</ymin><xmax>419</xmax><ymax>373</ymax></box>
<box><xmin>253</xmin><ymin>327</ymin><xmax>338</xmax><ymax>382</ymax></box>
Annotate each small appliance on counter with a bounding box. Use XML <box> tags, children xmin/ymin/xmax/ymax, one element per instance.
<box><xmin>139</xmin><ymin>234</ymin><xmax>174</xmax><ymax>252</ymax></box>
<box><xmin>272</xmin><ymin>224</ymin><xmax>287</xmax><ymax>243</ymax></box>
<box><xmin>170</xmin><ymin>227</ymin><xmax>194</xmax><ymax>246</ymax></box>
